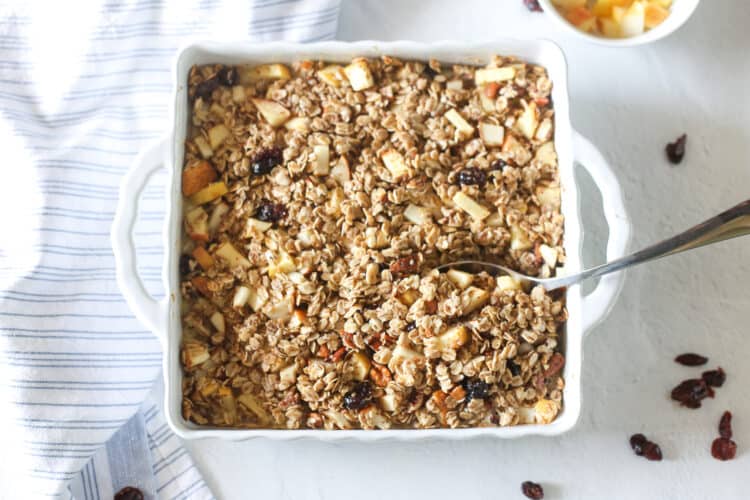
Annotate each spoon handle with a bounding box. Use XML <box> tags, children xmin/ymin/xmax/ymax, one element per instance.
<box><xmin>552</xmin><ymin>199</ymin><xmax>750</xmax><ymax>289</ymax></box>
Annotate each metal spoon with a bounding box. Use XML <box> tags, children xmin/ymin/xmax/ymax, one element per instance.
<box><xmin>437</xmin><ymin>199</ymin><xmax>750</xmax><ymax>291</ymax></box>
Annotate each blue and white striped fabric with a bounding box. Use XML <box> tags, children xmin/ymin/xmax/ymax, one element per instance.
<box><xmin>0</xmin><ymin>1</ymin><xmax>341</xmax><ymax>498</ymax></box>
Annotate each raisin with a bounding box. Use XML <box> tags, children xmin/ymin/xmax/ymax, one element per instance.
<box><xmin>719</xmin><ymin>411</ymin><xmax>733</xmax><ymax>439</ymax></box>
<box><xmin>217</xmin><ymin>66</ymin><xmax>238</xmax><ymax>86</ymax></box>
<box><xmin>457</xmin><ymin>167</ymin><xmax>487</xmax><ymax>187</ymax></box>
<box><xmin>523</xmin><ymin>0</ymin><xmax>543</xmax><ymax>12</ymax></box>
<box><xmin>490</xmin><ymin>159</ymin><xmax>507</xmax><ymax>170</ymax></box>
<box><xmin>343</xmin><ymin>382</ymin><xmax>372</xmax><ymax>411</ymax></box>
<box><xmin>630</xmin><ymin>433</ymin><xmax>648</xmax><ymax>456</ymax></box>
<box><xmin>423</xmin><ymin>64</ymin><xmax>440</xmax><ymax>78</ymax></box>
<box><xmin>665</xmin><ymin>133</ymin><xmax>687</xmax><ymax>164</ymax></box>
<box><xmin>406</xmin><ymin>322</ymin><xmax>417</xmax><ymax>332</ymax></box>
<box><xmin>674</xmin><ymin>353</ymin><xmax>708</xmax><ymax>366</ymax></box>
<box><xmin>179</xmin><ymin>254</ymin><xmax>192</xmax><ymax>275</ymax></box>
<box><xmin>462</xmin><ymin>378</ymin><xmax>489</xmax><ymax>402</ymax></box>
<box><xmin>702</xmin><ymin>367</ymin><xmax>726</xmax><ymax>387</ymax></box>
<box><xmin>643</xmin><ymin>441</ymin><xmax>663</xmax><ymax>461</ymax></box>
<box><xmin>251</xmin><ymin>147</ymin><xmax>283</xmax><ymax>176</ymax></box>
<box><xmin>114</xmin><ymin>487</ymin><xmax>144</xmax><ymax>500</ymax></box>
<box><xmin>711</xmin><ymin>437</ymin><xmax>737</xmax><ymax>461</ymax></box>
<box><xmin>521</xmin><ymin>481</ymin><xmax>544</xmax><ymax>499</ymax></box>
<box><xmin>543</xmin><ymin>353</ymin><xmax>565</xmax><ymax>378</ymax></box>
<box><xmin>255</xmin><ymin>200</ymin><xmax>288</xmax><ymax>223</ymax></box>
<box><xmin>389</xmin><ymin>254</ymin><xmax>419</xmax><ymax>274</ymax></box>
<box><xmin>508</xmin><ymin>360</ymin><xmax>521</xmax><ymax>377</ymax></box>
<box><xmin>671</xmin><ymin>378</ymin><xmax>709</xmax><ymax>408</ymax></box>
<box><xmin>194</xmin><ymin>77</ymin><xmax>219</xmax><ymax>101</ymax></box>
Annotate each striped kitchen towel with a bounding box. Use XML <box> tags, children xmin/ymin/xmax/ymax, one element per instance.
<box><xmin>0</xmin><ymin>1</ymin><xmax>341</xmax><ymax>498</ymax></box>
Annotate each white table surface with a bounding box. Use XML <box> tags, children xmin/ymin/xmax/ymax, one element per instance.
<box><xmin>181</xmin><ymin>1</ymin><xmax>750</xmax><ymax>498</ymax></box>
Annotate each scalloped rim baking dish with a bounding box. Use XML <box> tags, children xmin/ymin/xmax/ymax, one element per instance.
<box><xmin>112</xmin><ymin>40</ymin><xmax>631</xmax><ymax>441</ymax></box>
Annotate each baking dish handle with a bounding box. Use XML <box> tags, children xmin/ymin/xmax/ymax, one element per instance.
<box><xmin>111</xmin><ymin>138</ymin><xmax>169</xmax><ymax>346</ymax></box>
<box><xmin>573</xmin><ymin>130</ymin><xmax>631</xmax><ymax>334</ymax></box>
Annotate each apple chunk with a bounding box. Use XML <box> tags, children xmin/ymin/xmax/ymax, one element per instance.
<box><xmin>452</xmin><ymin>192</ymin><xmax>490</xmax><ymax>221</ymax></box>
<box><xmin>479</xmin><ymin>122</ymin><xmax>505</xmax><ymax>146</ymax></box>
<box><xmin>344</xmin><ymin>58</ymin><xmax>375</xmax><ymax>91</ymax></box>
<box><xmin>381</xmin><ymin>149</ymin><xmax>410</xmax><ymax>181</ymax></box>
<box><xmin>475</xmin><ymin>67</ymin><xmax>515</xmax><ymax>86</ymax></box>
<box><xmin>215</xmin><ymin>241</ymin><xmax>250</xmax><ymax>268</ymax></box>
<box><xmin>182</xmin><ymin>160</ymin><xmax>217</xmax><ymax>197</ymax></box>
<box><xmin>189</xmin><ymin>181</ymin><xmax>228</xmax><ymax>205</ymax></box>
<box><xmin>444</xmin><ymin>109</ymin><xmax>474</xmax><ymax>137</ymax></box>
<box><xmin>240</xmin><ymin>63</ymin><xmax>291</xmax><ymax>84</ymax></box>
<box><xmin>251</xmin><ymin>98</ymin><xmax>290</xmax><ymax>127</ymax></box>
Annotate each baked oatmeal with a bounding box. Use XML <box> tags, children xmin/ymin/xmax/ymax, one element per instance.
<box><xmin>179</xmin><ymin>55</ymin><xmax>567</xmax><ymax>429</ymax></box>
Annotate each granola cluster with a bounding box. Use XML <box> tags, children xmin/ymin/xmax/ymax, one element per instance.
<box><xmin>179</xmin><ymin>55</ymin><xmax>566</xmax><ymax>429</ymax></box>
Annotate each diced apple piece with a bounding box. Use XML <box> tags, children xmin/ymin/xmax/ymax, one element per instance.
<box><xmin>479</xmin><ymin>122</ymin><xmax>505</xmax><ymax>146</ymax></box>
<box><xmin>210</xmin><ymin>311</ymin><xmax>225</xmax><ymax>334</ymax></box>
<box><xmin>323</xmin><ymin>409</ymin><xmax>352</xmax><ymax>429</ymax></box>
<box><xmin>612</xmin><ymin>5</ymin><xmax>627</xmax><ymax>22</ymax></box>
<box><xmin>189</xmin><ymin>181</ymin><xmax>228</xmax><ymax>205</ymax></box>
<box><xmin>208</xmin><ymin>202</ymin><xmax>229</xmax><ymax>235</ymax></box>
<box><xmin>231</xmin><ymin>85</ymin><xmax>245</xmax><ymax>103</ymax></box>
<box><xmin>218</xmin><ymin>386</ymin><xmax>237</xmax><ymax>425</ymax></box>
<box><xmin>312</xmin><ymin>145</ymin><xmax>330</xmax><ymax>175</ymax></box>
<box><xmin>445</xmin><ymin>109</ymin><xmax>474</xmax><ymax>137</ymax></box>
<box><xmin>182</xmin><ymin>160</ymin><xmax>217</xmax><ymax>196</ymax></box>
<box><xmin>539</xmin><ymin>244</ymin><xmax>558</xmax><ymax>268</ymax></box>
<box><xmin>241</xmin><ymin>63</ymin><xmax>291</xmax><ymax>84</ymax></box>
<box><xmin>215</xmin><ymin>241</ymin><xmax>250</xmax><ymax>268</ymax></box>
<box><xmin>535</xmin><ymin>117</ymin><xmax>553</xmax><ymax>142</ymax></box>
<box><xmin>534</xmin><ymin>398</ymin><xmax>559</xmax><ymax>424</ymax></box>
<box><xmin>380</xmin><ymin>393</ymin><xmax>397</xmax><ymax>412</ymax></box>
<box><xmin>388</xmin><ymin>344</ymin><xmax>424</xmax><ymax>372</ymax></box>
<box><xmin>185</xmin><ymin>206</ymin><xmax>209</xmax><ymax>242</ymax></box>
<box><xmin>199</xmin><ymin>379</ymin><xmax>219</xmax><ymax>397</ymax></box>
<box><xmin>284</xmin><ymin>117</ymin><xmax>310</xmax><ymax>134</ymax></box>
<box><xmin>462</xmin><ymin>286</ymin><xmax>490</xmax><ymax>314</ymax></box>
<box><xmin>651</xmin><ymin>0</ymin><xmax>671</xmax><ymax>7</ymax></box>
<box><xmin>510</xmin><ymin>224</ymin><xmax>532</xmax><ymax>251</ymax></box>
<box><xmin>446</xmin><ymin>269</ymin><xmax>474</xmax><ymax>289</ymax></box>
<box><xmin>565</xmin><ymin>6</ymin><xmax>596</xmax><ymax>32</ymax></box>
<box><xmin>551</xmin><ymin>0</ymin><xmax>586</xmax><ymax>6</ymax></box>
<box><xmin>517</xmin><ymin>100</ymin><xmax>539</xmax><ymax>140</ymax></box>
<box><xmin>194</xmin><ymin>135</ymin><xmax>213</xmax><ymax>159</ymax></box>
<box><xmin>446</xmin><ymin>79</ymin><xmax>464</xmax><ymax>90</ymax></box>
<box><xmin>265</xmin><ymin>295</ymin><xmax>293</xmax><ymax>321</ymax></box>
<box><xmin>208</xmin><ymin>124</ymin><xmax>230</xmax><ymax>150</ymax></box>
<box><xmin>191</xmin><ymin>276</ymin><xmax>211</xmax><ymax>296</ymax></box>
<box><xmin>437</xmin><ymin>325</ymin><xmax>470</xmax><ymax>351</ymax></box>
<box><xmin>475</xmin><ymin>67</ymin><xmax>516</xmax><ymax>86</ymax></box>
<box><xmin>502</xmin><ymin>133</ymin><xmax>531</xmax><ymax>166</ymax></box>
<box><xmin>344</xmin><ymin>58</ymin><xmax>375</xmax><ymax>91</ymax></box>
<box><xmin>536</xmin><ymin>183</ymin><xmax>562</xmax><ymax>209</ymax></box>
<box><xmin>478</xmin><ymin>89</ymin><xmax>496</xmax><ymax>113</ymax></box>
<box><xmin>644</xmin><ymin>2</ymin><xmax>669</xmax><ymax>28</ymax></box>
<box><xmin>326</xmin><ymin>187</ymin><xmax>345</xmax><ymax>216</ymax></box>
<box><xmin>268</xmin><ymin>251</ymin><xmax>296</xmax><ymax>278</ymax></box>
<box><xmin>497</xmin><ymin>275</ymin><xmax>521</xmax><ymax>292</ymax></box>
<box><xmin>192</xmin><ymin>246</ymin><xmax>214</xmax><ymax>270</ymax></box>
<box><xmin>251</xmin><ymin>98</ymin><xmax>290</xmax><ymax>127</ymax></box>
<box><xmin>404</xmin><ymin>204</ymin><xmax>432</xmax><ymax>225</ymax></box>
<box><xmin>317</xmin><ymin>65</ymin><xmax>347</xmax><ymax>87</ymax></box>
<box><xmin>279</xmin><ymin>363</ymin><xmax>297</xmax><ymax>387</ymax></box>
<box><xmin>182</xmin><ymin>341</ymin><xmax>210</xmax><ymax>368</ymax></box>
<box><xmin>381</xmin><ymin>149</ymin><xmax>410</xmax><ymax>181</ymax></box>
<box><xmin>348</xmin><ymin>351</ymin><xmax>372</xmax><ymax>382</ymax></box>
<box><xmin>534</xmin><ymin>141</ymin><xmax>557</xmax><ymax>166</ymax></box>
<box><xmin>486</xmin><ymin>211</ymin><xmax>504</xmax><ymax>227</ymax></box>
<box><xmin>397</xmin><ymin>289</ymin><xmax>420</xmax><ymax>306</ymax></box>
<box><xmin>245</xmin><ymin>217</ymin><xmax>272</xmax><ymax>236</ymax></box>
<box><xmin>209</xmin><ymin>102</ymin><xmax>225</xmax><ymax>118</ymax></box>
<box><xmin>330</xmin><ymin>157</ymin><xmax>350</xmax><ymax>185</ymax></box>
<box><xmin>453</xmin><ymin>192</ymin><xmax>490</xmax><ymax>221</ymax></box>
<box><xmin>620</xmin><ymin>1</ymin><xmax>645</xmax><ymax>37</ymax></box>
<box><xmin>237</xmin><ymin>393</ymin><xmax>271</xmax><ymax>424</ymax></box>
<box><xmin>233</xmin><ymin>286</ymin><xmax>250</xmax><ymax>308</ymax></box>
<box><xmin>592</xmin><ymin>0</ymin><xmax>614</xmax><ymax>17</ymax></box>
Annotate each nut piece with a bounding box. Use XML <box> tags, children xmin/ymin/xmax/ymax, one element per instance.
<box><xmin>381</xmin><ymin>149</ymin><xmax>410</xmax><ymax>181</ymax></box>
<box><xmin>446</xmin><ymin>269</ymin><xmax>474</xmax><ymax>289</ymax></box>
<box><xmin>182</xmin><ymin>160</ymin><xmax>217</xmax><ymax>197</ymax></box>
<box><xmin>251</xmin><ymin>98</ymin><xmax>291</xmax><ymax>127</ymax></box>
<box><xmin>534</xmin><ymin>398</ymin><xmax>559</xmax><ymax>424</ymax></box>
<box><xmin>444</xmin><ymin>109</ymin><xmax>474</xmax><ymax>137</ymax></box>
<box><xmin>215</xmin><ymin>241</ymin><xmax>250</xmax><ymax>268</ymax></box>
<box><xmin>343</xmin><ymin>58</ymin><xmax>375</xmax><ymax>91</ymax></box>
<box><xmin>189</xmin><ymin>181</ymin><xmax>228</xmax><ymax>205</ymax></box>
<box><xmin>452</xmin><ymin>192</ymin><xmax>490</xmax><ymax>221</ymax></box>
<box><xmin>475</xmin><ymin>66</ymin><xmax>515</xmax><ymax>85</ymax></box>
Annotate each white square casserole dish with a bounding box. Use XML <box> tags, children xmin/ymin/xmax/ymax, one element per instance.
<box><xmin>112</xmin><ymin>40</ymin><xmax>631</xmax><ymax>441</ymax></box>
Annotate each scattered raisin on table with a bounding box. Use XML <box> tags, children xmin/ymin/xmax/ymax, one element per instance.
<box><xmin>630</xmin><ymin>433</ymin><xmax>648</xmax><ymax>456</ymax></box>
<box><xmin>671</xmin><ymin>378</ymin><xmax>710</xmax><ymax>408</ymax></box>
<box><xmin>711</xmin><ymin>437</ymin><xmax>737</xmax><ymax>461</ymax></box>
<box><xmin>643</xmin><ymin>441</ymin><xmax>663</xmax><ymax>461</ymax></box>
<box><xmin>702</xmin><ymin>367</ymin><xmax>726</xmax><ymax>388</ymax></box>
<box><xmin>719</xmin><ymin>411</ymin><xmax>733</xmax><ymax>439</ymax></box>
<box><xmin>251</xmin><ymin>147</ymin><xmax>283</xmax><ymax>175</ymax></box>
<box><xmin>343</xmin><ymin>382</ymin><xmax>372</xmax><ymax>411</ymax></box>
<box><xmin>674</xmin><ymin>353</ymin><xmax>708</xmax><ymax>366</ymax></box>
<box><xmin>521</xmin><ymin>481</ymin><xmax>544</xmax><ymax>499</ymax></box>
<box><xmin>462</xmin><ymin>378</ymin><xmax>489</xmax><ymax>401</ymax></box>
<box><xmin>629</xmin><ymin>434</ymin><xmax>662</xmax><ymax>461</ymax></box>
<box><xmin>523</xmin><ymin>0</ymin><xmax>543</xmax><ymax>12</ymax></box>
<box><xmin>457</xmin><ymin>167</ymin><xmax>487</xmax><ymax>187</ymax></box>
<box><xmin>255</xmin><ymin>200</ymin><xmax>288</xmax><ymax>223</ymax></box>
<box><xmin>114</xmin><ymin>486</ymin><xmax>144</xmax><ymax>500</ymax></box>
<box><xmin>665</xmin><ymin>133</ymin><xmax>687</xmax><ymax>164</ymax></box>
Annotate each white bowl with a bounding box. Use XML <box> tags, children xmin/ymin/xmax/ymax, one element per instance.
<box><xmin>112</xmin><ymin>40</ymin><xmax>631</xmax><ymax>441</ymax></box>
<box><xmin>538</xmin><ymin>0</ymin><xmax>700</xmax><ymax>47</ymax></box>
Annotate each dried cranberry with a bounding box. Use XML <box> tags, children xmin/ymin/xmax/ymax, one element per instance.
<box><xmin>457</xmin><ymin>167</ymin><xmax>487</xmax><ymax>186</ymax></box>
<box><xmin>255</xmin><ymin>200</ymin><xmax>288</xmax><ymax>223</ymax></box>
<box><xmin>251</xmin><ymin>148</ymin><xmax>283</xmax><ymax>176</ymax></box>
<box><xmin>666</xmin><ymin>134</ymin><xmax>687</xmax><ymax>164</ymax></box>
<box><xmin>643</xmin><ymin>441</ymin><xmax>663</xmax><ymax>461</ymax></box>
<box><xmin>462</xmin><ymin>378</ymin><xmax>489</xmax><ymax>401</ymax></box>
<box><xmin>217</xmin><ymin>66</ymin><xmax>238</xmax><ymax>86</ymax></box>
<box><xmin>630</xmin><ymin>433</ymin><xmax>648</xmax><ymax>456</ymax></box>
<box><xmin>179</xmin><ymin>254</ymin><xmax>192</xmax><ymax>275</ymax></box>
<box><xmin>114</xmin><ymin>487</ymin><xmax>144</xmax><ymax>500</ymax></box>
<box><xmin>194</xmin><ymin>77</ymin><xmax>219</xmax><ymax>101</ymax></box>
<box><xmin>702</xmin><ymin>367</ymin><xmax>726</xmax><ymax>387</ymax></box>
<box><xmin>523</xmin><ymin>0</ymin><xmax>543</xmax><ymax>12</ymax></box>
<box><xmin>507</xmin><ymin>360</ymin><xmax>521</xmax><ymax>377</ymax></box>
<box><xmin>389</xmin><ymin>254</ymin><xmax>419</xmax><ymax>275</ymax></box>
<box><xmin>711</xmin><ymin>437</ymin><xmax>737</xmax><ymax>461</ymax></box>
<box><xmin>719</xmin><ymin>411</ymin><xmax>733</xmax><ymax>439</ymax></box>
<box><xmin>343</xmin><ymin>382</ymin><xmax>372</xmax><ymax>411</ymax></box>
<box><xmin>490</xmin><ymin>159</ymin><xmax>507</xmax><ymax>170</ymax></box>
<box><xmin>521</xmin><ymin>481</ymin><xmax>544</xmax><ymax>499</ymax></box>
<box><xmin>543</xmin><ymin>353</ymin><xmax>565</xmax><ymax>378</ymax></box>
<box><xmin>674</xmin><ymin>353</ymin><xmax>708</xmax><ymax>366</ymax></box>
<box><xmin>671</xmin><ymin>378</ymin><xmax>709</xmax><ymax>408</ymax></box>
